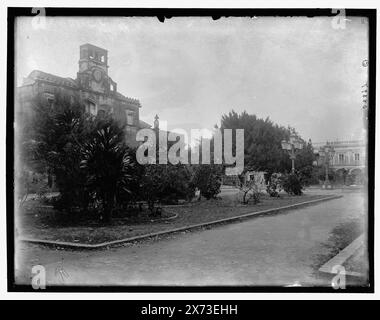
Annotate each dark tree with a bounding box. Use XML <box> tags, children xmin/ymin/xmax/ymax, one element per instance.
<box><xmin>20</xmin><ymin>92</ymin><xmax>93</xmax><ymax>210</ymax></box>
<box><xmin>80</xmin><ymin>116</ymin><xmax>134</xmax><ymax>222</ymax></box>
<box><xmin>220</xmin><ymin>110</ymin><xmax>315</xmax><ymax>179</ymax></box>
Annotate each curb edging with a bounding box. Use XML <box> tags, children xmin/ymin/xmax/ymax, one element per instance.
<box><xmin>19</xmin><ymin>194</ymin><xmax>342</xmax><ymax>250</ymax></box>
<box><xmin>319</xmin><ymin>234</ymin><xmax>366</xmax><ymax>278</ymax></box>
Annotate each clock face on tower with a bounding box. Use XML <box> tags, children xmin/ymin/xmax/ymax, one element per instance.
<box><xmin>92</xmin><ymin>69</ymin><xmax>103</xmax><ymax>82</ymax></box>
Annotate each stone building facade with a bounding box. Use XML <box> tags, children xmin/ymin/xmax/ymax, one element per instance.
<box><xmin>16</xmin><ymin>43</ymin><xmax>150</xmax><ymax>147</ymax></box>
<box><xmin>313</xmin><ymin>140</ymin><xmax>367</xmax><ymax>185</ymax></box>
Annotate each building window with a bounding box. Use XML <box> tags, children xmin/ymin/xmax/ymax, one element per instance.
<box><xmin>126</xmin><ymin>110</ymin><xmax>134</xmax><ymax>125</ymax></box>
<box><xmin>126</xmin><ymin>126</ymin><xmax>137</xmax><ymax>140</ymax></box>
<box><xmin>86</xmin><ymin>101</ymin><xmax>97</xmax><ymax>116</ymax></box>
<box><xmin>44</xmin><ymin>93</ymin><xmax>55</xmax><ymax>107</ymax></box>
<box><xmin>339</xmin><ymin>154</ymin><xmax>344</xmax><ymax>164</ymax></box>
<box><xmin>355</xmin><ymin>153</ymin><xmax>360</xmax><ymax>161</ymax></box>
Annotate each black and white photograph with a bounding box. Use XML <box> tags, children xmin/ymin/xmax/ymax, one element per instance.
<box><xmin>6</xmin><ymin>6</ymin><xmax>375</xmax><ymax>293</ymax></box>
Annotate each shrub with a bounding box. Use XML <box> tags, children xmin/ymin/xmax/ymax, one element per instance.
<box><xmin>140</xmin><ymin>164</ymin><xmax>195</xmax><ymax>213</ymax></box>
<box><xmin>161</xmin><ymin>164</ymin><xmax>195</xmax><ymax>203</ymax></box>
<box><xmin>192</xmin><ymin>164</ymin><xmax>222</xmax><ymax>200</ymax></box>
<box><xmin>266</xmin><ymin>173</ymin><xmax>283</xmax><ymax>197</ymax></box>
<box><xmin>281</xmin><ymin>173</ymin><xmax>303</xmax><ymax>196</ymax></box>
<box><xmin>238</xmin><ymin>172</ymin><xmax>266</xmax><ymax>204</ymax></box>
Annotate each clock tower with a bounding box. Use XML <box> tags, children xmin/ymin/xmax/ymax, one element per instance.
<box><xmin>77</xmin><ymin>43</ymin><xmax>114</xmax><ymax>94</ymax></box>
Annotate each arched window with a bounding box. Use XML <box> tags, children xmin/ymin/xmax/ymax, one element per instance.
<box><xmin>44</xmin><ymin>93</ymin><xmax>55</xmax><ymax>107</ymax></box>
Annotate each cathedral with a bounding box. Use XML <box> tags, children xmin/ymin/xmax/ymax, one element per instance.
<box><xmin>16</xmin><ymin>43</ymin><xmax>151</xmax><ymax>146</ymax></box>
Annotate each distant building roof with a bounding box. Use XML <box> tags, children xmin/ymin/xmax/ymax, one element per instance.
<box><xmin>114</xmin><ymin>91</ymin><xmax>141</xmax><ymax>107</ymax></box>
<box><xmin>24</xmin><ymin>70</ymin><xmax>78</xmax><ymax>89</ymax></box>
<box><xmin>22</xmin><ymin>70</ymin><xmax>141</xmax><ymax>107</ymax></box>
<box><xmin>139</xmin><ymin>120</ymin><xmax>152</xmax><ymax>128</ymax></box>
<box><xmin>312</xmin><ymin>140</ymin><xmax>366</xmax><ymax>148</ymax></box>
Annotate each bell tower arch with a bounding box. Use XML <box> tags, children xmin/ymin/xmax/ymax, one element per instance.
<box><xmin>78</xmin><ymin>43</ymin><xmax>108</xmax><ymax>74</ymax></box>
<box><xmin>77</xmin><ymin>43</ymin><xmax>112</xmax><ymax>94</ymax></box>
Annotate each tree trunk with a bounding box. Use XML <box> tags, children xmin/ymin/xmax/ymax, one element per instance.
<box><xmin>102</xmin><ymin>193</ymin><xmax>114</xmax><ymax>223</ymax></box>
<box><xmin>148</xmin><ymin>200</ymin><xmax>155</xmax><ymax>213</ymax></box>
<box><xmin>242</xmin><ymin>190</ymin><xmax>248</xmax><ymax>204</ymax></box>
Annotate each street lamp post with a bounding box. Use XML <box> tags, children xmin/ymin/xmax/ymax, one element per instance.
<box><xmin>318</xmin><ymin>142</ymin><xmax>335</xmax><ymax>189</ymax></box>
<box><xmin>281</xmin><ymin>132</ymin><xmax>303</xmax><ymax>173</ymax></box>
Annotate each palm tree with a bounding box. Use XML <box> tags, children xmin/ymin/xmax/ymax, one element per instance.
<box><xmin>80</xmin><ymin>119</ymin><xmax>133</xmax><ymax>222</ymax></box>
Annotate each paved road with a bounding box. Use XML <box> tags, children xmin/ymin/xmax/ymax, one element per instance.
<box><xmin>16</xmin><ymin>192</ymin><xmax>366</xmax><ymax>287</ymax></box>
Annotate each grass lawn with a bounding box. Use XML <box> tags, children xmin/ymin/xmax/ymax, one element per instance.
<box><xmin>17</xmin><ymin>193</ymin><xmax>333</xmax><ymax>245</ymax></box>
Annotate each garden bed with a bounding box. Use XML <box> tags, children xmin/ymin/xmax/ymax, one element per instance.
<box><xmin>17</xmin><ymin>193</ymin><xmax>333</xmax><ymax>245</ymax></box>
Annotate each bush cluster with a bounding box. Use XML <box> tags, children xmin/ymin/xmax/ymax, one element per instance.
<box><xmin>281</xmin><ymin>173</ymin><xmax>303</xmax><ymax>196</ymax></box>
<box><xmin>266</xmin><ymin>173</ymin><xmax>283</xmax><ymax>197</ymax></box>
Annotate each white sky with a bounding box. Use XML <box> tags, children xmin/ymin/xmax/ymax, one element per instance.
<box><xmin>15</xmin><ymin>16</ymin><xmax>369</xmax><ymax>143</ymax></box>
